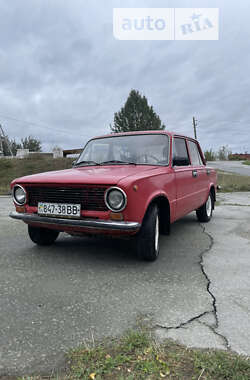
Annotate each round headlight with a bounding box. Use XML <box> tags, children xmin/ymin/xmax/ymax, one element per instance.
<box><xmin>105</xmin><ymin>187</ymin><xmax>127</xmax><ymax>212</ymax></box>
<box><xmin>13</xmin><ymin>185</ymin><xmax>26</xmax><ymax>205</ymax></box>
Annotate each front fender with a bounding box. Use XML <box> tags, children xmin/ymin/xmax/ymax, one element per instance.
<box><xmin>119</xmin><ymin>171</ymin><xmax>176</xmax><ymax>224</ymax></box>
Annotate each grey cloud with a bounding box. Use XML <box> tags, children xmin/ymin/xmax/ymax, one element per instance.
<box><xmin>0</xmin><ymin>0</ymin><xmax>249</xmax><ymax>153</ymax></box>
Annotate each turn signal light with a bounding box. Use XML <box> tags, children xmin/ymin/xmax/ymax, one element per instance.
<box><xmin>110</xmin><ymin>212</ymin><xmax>123</xmax><ymax>221</ymax></box>
<box><xmin>16</xmin><ymin>206</ymin><xmax>26</xmax><ymax>213</ymax></box>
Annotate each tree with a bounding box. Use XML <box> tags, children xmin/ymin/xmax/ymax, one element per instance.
<box><xmin>204</xmin><ymin>149</ymin><xmax>216</xmax><ymax>161</ymax></box>
<box><xmin>0</xmin><ymin>134</ymin><xmax>42</xmax><ymax>156</ymax></box>
<box><xmin>110</xmin><ymin>89</ymin><xmax>165</xmax><ymax>133</ymax></box>
<box><xmin>1</xmin><ymin>136</ymin><xmax>12</xmax><ymax>156</ymax></box>
<box><xmin>21</xmin><ymin>136</ymin><xmax>42</xmax><ymax>152</ymax></box>
<box><xmin>10</xmin><ymin>139</ymin><xmax>22</xmax><ymax>156</ymax></box>
<box><xmin>217</xmin><ymin>145</ymin><xmax>232</xmax><ymax>161</ymax></box>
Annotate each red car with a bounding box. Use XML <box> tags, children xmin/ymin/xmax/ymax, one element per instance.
<box><xmin>10</xmin><ymin>131</ymin><xmax>216</xmax><ymax>261</ymax></box>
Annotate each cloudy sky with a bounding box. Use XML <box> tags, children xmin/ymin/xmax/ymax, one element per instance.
<box><xmin>0</xmin><ymin>0</ymin><xmax>249</xmax><ymax>153</ymax></box>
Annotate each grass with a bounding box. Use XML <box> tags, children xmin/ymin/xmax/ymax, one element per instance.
<box><xmin>217</xmin><ymin>170</ymin><xmax>250</xmax><ymax>192</ymax></box>
<box><xmin>0</xmin><ymin>157</ymin><xmax>74</xmax><ymax>195</ymax></box>
<box><xmin>16</xmin><ymin>330</ymin><xmax>250</xmax><ymax>380</ymax></box>
<box><xmin>242</xmin><ymin>160</ymin><xmax>250</xmax><ymax>166</ymax></box>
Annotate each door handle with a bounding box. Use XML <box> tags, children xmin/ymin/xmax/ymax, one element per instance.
<box><xmin>192</xmin><ymin>170</ymin><xmax>198</xmax><ymax>178</ymax></box>
<box><xmin>206</xmin><ymin>169</ymin><xmax>211</xmax><ymax>175</ymax></box>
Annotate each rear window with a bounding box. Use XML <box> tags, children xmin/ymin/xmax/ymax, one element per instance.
<box><xmin>188</xmin><ymin>141</ymin><xmax>203</xmax><ymax>166</ymax></box>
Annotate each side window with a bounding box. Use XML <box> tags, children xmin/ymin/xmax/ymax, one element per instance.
<box><xmin>188</xmin><ymin>141</ymin><xmax>203</xmax><ymax>166</ymax></box>
<box><xmin>173</xmin><ymin>138</ymin><xmax>190</xmax><ymax>166</ymax></box>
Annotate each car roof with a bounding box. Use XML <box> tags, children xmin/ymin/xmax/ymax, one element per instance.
<box><xmin>91</xmin><ymin>130</ymin><xmax>196</xmax><ymax>141</ymax></box>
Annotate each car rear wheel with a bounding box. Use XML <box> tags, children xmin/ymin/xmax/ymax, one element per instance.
<box><xmin>28</xmin><ymin>225</ymin><xmax>59</xmax><ymax>246</ymax></box>
<box><xmin>196</xmin><ymin>192</ymin><xmax>214</xmax><ymax>222</ymax></box>
<box><xmin>136</xmin><ymin>204</ymin><xmax>160</xmax><ymax>261</ymax></box>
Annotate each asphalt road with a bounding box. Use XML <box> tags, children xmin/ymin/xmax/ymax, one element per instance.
<box><xmin>207</xmin><ymin>160</ymin><xmax>250</xmax><ymax>176</ymax></box>
<box><xmin>0</xmin><ymin>193</ymin><xmax>250</xmax><ymax>376</ymax></box>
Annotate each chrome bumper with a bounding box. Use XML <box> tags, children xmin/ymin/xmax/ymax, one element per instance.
<box><xmin>9</xmin><ymin>212</ymin><xmax>140</xmax><ymax>232</ymax></box>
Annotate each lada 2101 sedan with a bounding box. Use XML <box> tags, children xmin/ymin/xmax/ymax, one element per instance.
<box><xmin>10</xmin><ymin>131</ymin><xmax>217</xmax><ymax>261</ymax></box>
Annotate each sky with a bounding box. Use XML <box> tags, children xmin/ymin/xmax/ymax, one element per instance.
<box><xmin>0</xmin><ymin>0</ymin><xmax>249</xmax><ymax>153</ymax></box>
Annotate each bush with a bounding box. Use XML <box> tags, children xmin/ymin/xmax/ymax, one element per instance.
<box><xmin>228</xmin><ymin>154</ymin><xmax>242</xmax><ymax>161</ymax></box>
<box><xmin>204</xmin><ymin>149</ymin><xmax>216</xmax><ymax>161</ymax></box>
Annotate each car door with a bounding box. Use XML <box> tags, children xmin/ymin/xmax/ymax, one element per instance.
<box><xmin>187</xmin><ymin>139</ymin><xmax>208</xmax><ymax>209</ymax></box>
<box><xmin>173</xmin><ymin>137</ymin><xmax>197</xmax><ymax>220</ymax></box>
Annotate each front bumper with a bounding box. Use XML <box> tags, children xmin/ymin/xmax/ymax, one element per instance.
<box><xmin>9</xmin><ymin>212</ymin><xmax>141</xmax><ymax>232</ymax></box>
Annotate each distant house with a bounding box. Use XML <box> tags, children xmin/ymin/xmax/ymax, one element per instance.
<box><xmin>229</xmin><ymin>153</ymin><xmax>250</xmax><ymax>160</ymax></box>
<box><xmin>63</xmin><ymin>149</ymin><xmax>82</xmax><ymax>158</ymax></box>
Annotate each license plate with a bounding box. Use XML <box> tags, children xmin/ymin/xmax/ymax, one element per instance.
<box><xmin>38</xmin><ymin>202</ymin><xmax>81</xmax><ymax>218</ymax></box>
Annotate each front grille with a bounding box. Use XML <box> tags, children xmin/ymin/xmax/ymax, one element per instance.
<box><xmin>26</xmin><ymin>186</ymin><xmax>109</xmax><ymax>211</ymax></box>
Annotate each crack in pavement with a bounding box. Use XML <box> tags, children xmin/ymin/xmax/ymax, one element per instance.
<box><xmin>199</xmin><ymin>223</ymin><xmax>231</xmax><ymax>350</ymax></box>
<box><xmin>154</xmin><ymin>223</ymin><xmax>231</xmax><ymax>351</ymax></box>
<box><xmin>155</xmin><ymin>311</ymin><xmax>212</xmax><ymax>330</ymax></box>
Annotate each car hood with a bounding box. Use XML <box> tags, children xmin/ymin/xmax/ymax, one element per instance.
<box><xmin>13</xmin><ymin>165</ymin><xmax>160</xmax><ymax>186</ymax></box>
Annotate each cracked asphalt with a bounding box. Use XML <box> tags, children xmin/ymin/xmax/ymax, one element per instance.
<box><xmin>0</xmin><ymin>193</ymin><xmax>250</xmax><ymax>376</ymax></box>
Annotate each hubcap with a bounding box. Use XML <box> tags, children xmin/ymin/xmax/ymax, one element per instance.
<box><xmin>155</xmin><ymin>215</ymin><xmax>159</xmax><ymax>252</ymax></box>
<box><xmin>206</xmin><ymin>195</ymin><xmax>212</xmax><ymax>217</ymax></box>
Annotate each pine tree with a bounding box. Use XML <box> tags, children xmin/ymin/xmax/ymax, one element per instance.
<box><xmin>110</xmin><ymin>90</ymin><xmax>165</xmax><ymax>133</ymax></box>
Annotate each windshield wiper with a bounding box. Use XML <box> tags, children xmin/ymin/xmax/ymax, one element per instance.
<box><xmin>100</xmin><ymin>160</ymin><xmax>137</xmax><ymax>165</ymax></box>
<box><xmin>74</xmin><ymin>160</ymin><xmax>101</xmax><ymax>166</ymax></box>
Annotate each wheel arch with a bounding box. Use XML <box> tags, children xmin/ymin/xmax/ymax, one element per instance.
<box><xmin>143</xmin><ymin>194</ymin><xmax>171</xmax><ymax>235</ymax></box>
<box><xmin>209</xmin><ymin>185</ymin><xmax>216</xmax><ymax>208</ymax></box>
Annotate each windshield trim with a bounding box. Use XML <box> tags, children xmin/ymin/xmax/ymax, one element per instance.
<box><xmin>76</xmin><ymin>133</ymin><xmax>170</xmax><ymax>167</ymax></box>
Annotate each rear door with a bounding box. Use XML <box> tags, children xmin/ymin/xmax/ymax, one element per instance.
<box><xmin>173</xmin><ymin>137</ymin><xmax>197</xmax><ymax>220</ymax></box>
<box><xmin>187</xmin><ymin>140</ymin><xmax>208</xmax><ymax>209</ymax></box>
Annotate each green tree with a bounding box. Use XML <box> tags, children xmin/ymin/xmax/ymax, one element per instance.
<box><xmin>204</xmin><ymin>149</ymin><xmax>216</xmax><ymax>161</ymax></box>
<box><xmin>10</xmin><ymin>139</ymin><xmax>22</xmax><ymax>156</ymax></box>
<box><xmin>110</xmin><ymin>89</ymin><xmax>165</xmax><ymax>133</ymax></box>
<box><xmin>21</xmin><ymin>136</ymin><xmax>42</xmax><ymax>152</ymax></box>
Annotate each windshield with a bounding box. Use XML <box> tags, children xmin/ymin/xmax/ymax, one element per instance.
<box><xmin>76</xmin><ymin>134</ymin><xmax>169</xmax><ymax>166</ymax></box>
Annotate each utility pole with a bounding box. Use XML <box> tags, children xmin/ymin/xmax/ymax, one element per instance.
<box><xmin>192</xmin><ymin>116</ymin><xmax>197</xmax><ymax>140</ymax></box>
<box><xmin>0</xmin><ymin>126</ymin><xmax>3</xmax><ymax>156</ymax></box>
<box><xmin>0</xmin><ymin>124</ymin><xmax>13</xmax><ymax>156</ymax></box>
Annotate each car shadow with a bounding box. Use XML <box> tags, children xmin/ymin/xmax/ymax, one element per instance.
<box><xmin>29</xmin><ymin>213</ymin><xmax>200</xmax><ymax>266</ymax></box>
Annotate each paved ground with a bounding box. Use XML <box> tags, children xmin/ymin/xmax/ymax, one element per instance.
<box><xmin>0</xmin><ymin>193</ymin><xmax>250</xmax><ymax>376</ymax></box>
<box><xmin>207</xmin><ymin>160</ymin><xmax>250</xmax><ymax>176</ymax></box>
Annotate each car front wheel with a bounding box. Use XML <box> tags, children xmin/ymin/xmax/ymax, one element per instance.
<box><xmin>196</xmin><ymin>192</ymin><xmax>214</xmax><ymax>222</ymax></box>
<box><xmin>136</xmin><ymin>204</ymin><xmax>160</xmax><ymax>261</ymax></box>
<box><xmin>28</xmin><ymin>225</ymin><xmax>59</xmax><ymax>246</ymax></box>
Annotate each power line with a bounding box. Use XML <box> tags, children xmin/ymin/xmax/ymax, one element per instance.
<box><xmin>0</xmin><ymin>112</ymin><xmax>88</xmax><ymax>138</ymax></box>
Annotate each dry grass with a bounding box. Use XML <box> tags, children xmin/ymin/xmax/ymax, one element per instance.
<box><xmin>0</xmin><ymin>157</ymin><xmax>74</xmax><ymax>195</ymax></box>
<box><xmin>217</xmin><ymin>170</ymin><xmax>250</xmax><ymax>192</ymax></box>
<box><xmin>16</xmin><ymin>330</ymin><xmax>250</xmax><ymax>380</ymax></box>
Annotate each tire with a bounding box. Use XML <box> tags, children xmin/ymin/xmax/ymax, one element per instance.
<box><xmin>196</xmin><ymin>192</ymin><xmax>214</xmax><ymax>223</ymax></box>
<box><xmin>136</xmin><ymin>205</ymin><xmax>160</xmax><ymax>261</ymax></box>
<box><xmin>28</xmin><ymin>225</ymin><xmax>59</xmax><ymax>246</ymax></box>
